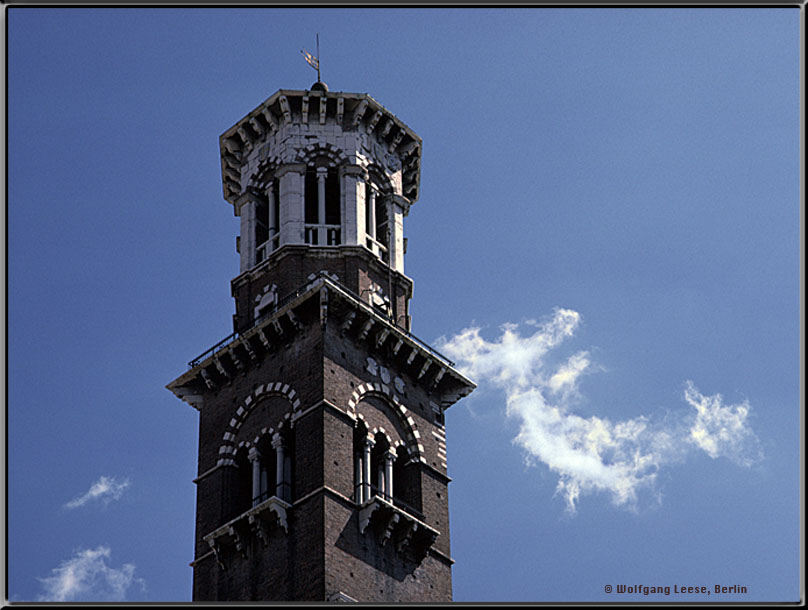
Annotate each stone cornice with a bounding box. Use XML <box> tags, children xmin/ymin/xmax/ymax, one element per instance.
<box><xmin>219</xmin><ymin>88</ymin><xmax>422</xmax><ymax>207</ymax></box>
<box><xmin>167</xmin><ymin>273</ymin><xmax>476</xmax><ymax>411</ymax></box>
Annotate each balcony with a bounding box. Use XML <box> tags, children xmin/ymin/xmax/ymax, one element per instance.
<box><xmin>203</xmin><ymin>495</ymin><xmax>291</xmax><ymax>569</ymax></box>
<box><xmin>358</xmin><ymin>488</ymin><xmax>438</xmax><ymax>558</ymax></box>
<box><xmin>304</xmin><ymin>224</ymin><xmax>341</xmax><ymax>246</ymax></box>
<box><xmin>255</xmin><ymin>233</ymin><xmax>280</xmax><ymax>263</ymax></box>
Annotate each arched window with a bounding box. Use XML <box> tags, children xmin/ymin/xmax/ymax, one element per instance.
<box><xmin>365</xmin><ymin>177</ymin><xmax>390</xmax><ymax>263</ymax></box>
<box><xmin>233</xmin><ymin>448</ymin><xmax>256</xmax><ymax>517</ymax></box>
<box><xmin>255</xmin><ymin>181</ymin><xmax>280</xmax><ymax>264</ymax></box>
<box><xmin>232</xmin><ymin>430</ymin><xmax>294</xmax><ymax>518</ymax></box>
<box><xmin>392</xmin><ymin>446</ymin><xmax>419</xmax><ymax>513</ymax></box>
<box><xmin>354</xmin><ymin>421</ymin><xmax>372</xmax><ymax>504</ymax></box>
<box><xmin>247</xmin><ymin>441</ymin><xmax>276</xmax><ymax>507</ymax></box>
<box><xmin>354</xmin><ymin>425</ymin><xmax>419</xmax><ymax>515</ymax></box>
<box><xmin>369</xmin><ymin>435</ymin><xmax>394</xmax><ymax>502</ymax></box>
<box><xmin>304</xmin><ymin>162</ymin><xmax>341</xmax><ymax>246</ymax></box>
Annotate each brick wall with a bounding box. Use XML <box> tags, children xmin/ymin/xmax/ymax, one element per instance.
<box><xmin>187</xmin><ymin>271</ymin><xmax>459</xmax><ymax>601</ymax></box>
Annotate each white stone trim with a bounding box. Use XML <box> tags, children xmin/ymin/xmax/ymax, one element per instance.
<box><xmin>217</xmin><ymin>382</ymin><xmax>300</xmax><ymax>461</ymax></box>
<box><xmin>348</xmin><ymin>384</ymin><xmax>422</xmax><ymax>461</ymax></box>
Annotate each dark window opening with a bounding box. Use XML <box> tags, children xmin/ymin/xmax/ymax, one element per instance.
<box><xmin>255</xmin><ymin>198</ymin><xmax>269</xmax><ymax>248</ymax></box>
<box><xmin>325</xmin><ymin>169</ymin><xmax>340</xmax><ymax>225</ymax></box>
<box><xmin>365</xmin><ymin>181</ymin><xmax>390</xmax><ymax>263</ymax></box>
<box><xmin>305</xmin><ymin>168</ymin><xmax>319</xmax><ymax>225</ymax></box>
<box><xmin>305</xmin><ymin>163</ymin><xmax>341</xmax><ymax>246</ymax></box>
<box><xmin>255</xmin><ymin>181</ymin><xmax>282</xmax><ymax>264</ymax></box>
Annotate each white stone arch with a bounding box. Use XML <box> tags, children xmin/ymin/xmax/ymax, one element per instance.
<box><xmin>216</xmin><ymin>382</ymin><xmax>300</xmax><ymax>467</ymax></box>
<box><xmin>348</xmin><ymin>383</ymin><xmax>424</xmax><ymax>462</ymax></box>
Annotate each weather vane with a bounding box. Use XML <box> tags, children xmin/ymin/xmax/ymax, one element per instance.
<box><xmin>301</xmin><ymin>34</ymin><xmax>321</xmax><ymax>83</ymax></box>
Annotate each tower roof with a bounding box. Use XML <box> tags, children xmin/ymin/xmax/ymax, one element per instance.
<box><xmin>219</xmin><ymin>88</ymin><xmax>423</xmax><ymax>208</ymax></box>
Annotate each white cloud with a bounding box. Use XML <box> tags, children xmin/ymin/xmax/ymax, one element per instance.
<box><xmin>64</xmin><ymin>476</ymin><xmax>130</xmax><ymax>509</ymax></box>
<box><xmin>439</xmin><ymin>309</ymin><xmax>762</xmax><ymax>514</ymax></box>
<box><xmin>685</xmin><ymin>380</ymin><xmax>763</xmax><ymax>467</ymax></box>
<box><xmin>37</xmin><ymin>546</ymin><xmax>144</xmax><ymax>602</ymax></box>
<box><xmin>548</xmin><ymin>351</ymin><xmax>591</xmax><ymax>396</ymax></box>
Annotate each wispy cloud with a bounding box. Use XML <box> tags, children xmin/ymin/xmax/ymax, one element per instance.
<box><xmin>685</xmin><ymin>380</ymin><xmax>763</xmax><ymax>467</ymax></box>
<box><xmin>37</xmin><ymin>546</ymin><xmax>144</xmax><ymax>602</ymax></box>
<box><xmin>64</xmin><ymin>476</ymin><xmax>130</xmax><ymax>509</ymax></box>
<box><xmin>438</xmin><ymin>309</ymin><xmax>763</xmax><ymax>514</ymax></box>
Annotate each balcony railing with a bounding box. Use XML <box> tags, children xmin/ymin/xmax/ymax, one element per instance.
<box><xmin>187</xmin><ymin>272</ymin><xmax>456</xmax><ymax>369</ymax></box>
<box><xmin>252</xmin><ymin>483</ymin><xmax>291</xmax><ymax>507</ymax></box>
<box><xmin>356</xmin><ymin>483</ymin><xmax>424</xmax><ymax>520</ymax></box>
<box><xmin>304</xmin><ymin>224</ymin><xmax>341</xmax><ymax>246</ymax></box>
<box><xmin>255</xmin><ymin>233</ymin><xmax>280</xmax><ymax>263</ymax></box>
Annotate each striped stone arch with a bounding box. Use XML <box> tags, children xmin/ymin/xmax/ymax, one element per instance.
<box><xmin>367</xmin><ymin>427</ymin><xmax>408</xmax><ymax>454</ymax></box>
<box><xmin>247</xmin><ymin>155</ymin><xmax>282</xmax><ymax>192</ymax></box>
<box><xmin>216</xmin><ymin>382</ymin><xmax>301</xmax><ymax>467</ymax></box>
<box><xmin>230</xmin><ymin>420</ymin><xmax>290</xmax><ymax>458</ymax></box>
<box><xmin>365</xmin><ymin>163</ymin><xmax>394</xmax><ymax>194</ymax></box>
<box><xmin>295</xmin><ymin>143</ymin><xmax>349</xmax><ymax>168</ymax></box>
<box><xmin>348</xmin><ymin>383</ymin><xmax>424</xmax><ymax>461</ymax></box>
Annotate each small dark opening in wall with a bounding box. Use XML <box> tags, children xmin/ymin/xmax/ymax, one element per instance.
<box><xmin>325</xmin><ymin>169</ymin><xmax>340</xmax><ymax>225</ymax></box>
<box><xmin>255</xmin><ymin>198</ymin><xmax>268</xmax><ymax>246</ymax></box>
<box><xmin>305</xmin><ymin>168</ymin><xmax>318</xmax><ymax>225</ymax></box>
<box><xmin>271</xmin><ymin>182</ymin><xmax>280</xmax><ymax>235</ymax></box>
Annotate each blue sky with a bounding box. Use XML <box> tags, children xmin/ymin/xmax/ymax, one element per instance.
<box><xmin>6</xmin><ymin>7</ymin><xmax>801</xmax><ymax>603</ymax></box>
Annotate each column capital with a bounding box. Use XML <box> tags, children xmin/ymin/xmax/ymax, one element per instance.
<box><xmin>248</xmin><ymin>446</ymin><xmax>261</xmax><ymax>462</ymax></box>
<box><xmin>362</xmin><ymin>436</ymin><xmax>375</xmax><ymax>449</ymax></box>
<box><xmin>383</xmin><ymin>448</ymin><xmax>397</xmax><ymax>462</ymax></box>
<box><xmin>271</xmin><ymin>433</ymin><xmax>285</xmax><ymax>450</ymax></box>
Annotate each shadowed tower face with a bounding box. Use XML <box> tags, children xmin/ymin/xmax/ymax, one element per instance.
<box><xmin>167</xmin><ymin>81</ymin><xmax>475</xmax><ymax>603</ymax></box>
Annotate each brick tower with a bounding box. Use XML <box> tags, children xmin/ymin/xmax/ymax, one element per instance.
<box><xmin>166</xmin><ymin>80</ymin><xmax>475</xmax><ymax>602</ymax></box>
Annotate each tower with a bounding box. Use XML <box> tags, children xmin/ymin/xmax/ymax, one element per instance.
<box><xmin>167</xmin><ymin>80</ymin><xmax>475</xmax><ymax>602</ymax></box>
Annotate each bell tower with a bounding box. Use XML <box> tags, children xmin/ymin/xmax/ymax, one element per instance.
<box><xmin>167</xmin><ymin>80</ymin><xmax>475</xmax><ymax>602</ymax></box>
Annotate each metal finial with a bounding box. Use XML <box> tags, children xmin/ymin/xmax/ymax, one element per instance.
<box><xmin>300</xmin><ymin>34</ymin><xmax>321</xmax><ymax>84</ymax></box>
